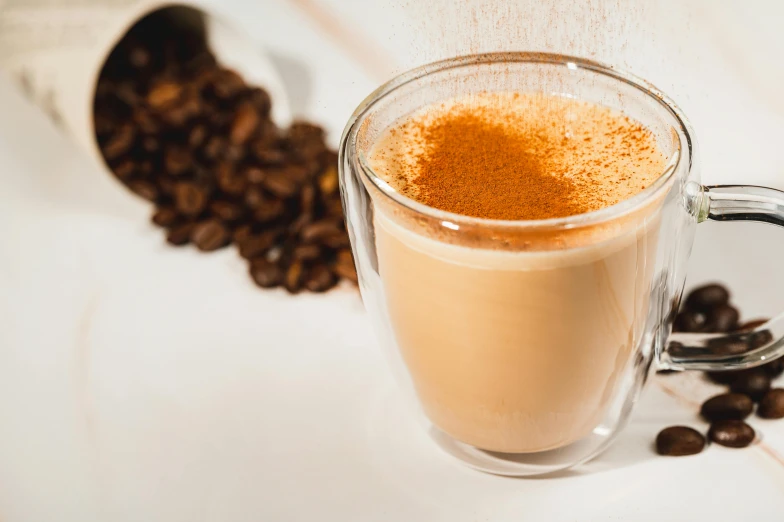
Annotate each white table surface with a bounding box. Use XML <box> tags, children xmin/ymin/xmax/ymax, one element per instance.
<box><xmin>2</xmin><ymin>1</ymin><xmax>784</xmax><ymax>520</ymax></box>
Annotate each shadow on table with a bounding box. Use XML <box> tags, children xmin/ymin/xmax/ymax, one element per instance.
<box><xmin>430</xmin><ymin>419</ymin><xmax>656</xmax><ymax>480</ymax></box>
<box><xmin>531</xmin><ymin>427</ymin><xmax>657</xmax><ymax>480</ymax></box>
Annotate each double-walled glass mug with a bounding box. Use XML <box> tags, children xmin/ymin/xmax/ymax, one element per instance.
<box><xmin>338</xmin><ymin>52</ymin><xmax>784</xmax><ymax>476</ymax></box>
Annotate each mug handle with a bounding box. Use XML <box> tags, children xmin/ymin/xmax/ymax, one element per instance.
<box><xmin>662</xmin><ymin>184</ymin><xmax>784</xmax><ymax>371</ymax></box>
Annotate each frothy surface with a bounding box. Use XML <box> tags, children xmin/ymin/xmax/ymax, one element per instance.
<box><xmin>369</xmin><ymin>92</ymin><xmax>667</xmax><ymax>221</ymax></box>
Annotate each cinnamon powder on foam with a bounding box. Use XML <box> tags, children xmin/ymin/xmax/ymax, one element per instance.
<box><xmin>369</xmin><ymin>92</ymin><xmax>667</xmax><ymax>221</ymax></box>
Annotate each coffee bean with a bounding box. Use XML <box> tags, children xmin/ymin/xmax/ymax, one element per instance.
<box><xmin>300</xmin><ymin>184</ymin><xmax>316</xmax><ymax>214</ymax></box>
<box><xmin>147</xmin><ymin>81</ymin><xmax>183</xmax><ymax>108</ymax></box>
<box><xmin>288</xmin><ymin>212</ymin><xmax>313</xmax><ymax>235</ymax></box>
<box><xmin>730</xmin><ymin>370</ymin><xmax>771</xmax><ymax>401</ymax></box>
<box><xmin>325</xmin><ymin>199</ymin><xmax>345</xmax><ymax>218</ymax></box>
<box><xmin>708</xmin><ymin>420</ymin><xmax>755</xmax><ymax>448</ymax></box>
<box><xmin>706</xmin><ymin>370</ymin><xmax>741</xmax><ymax>385</ymax></box>
<box><xmin>230</xmin><ymin>102</ymin><xmax>259</xmax><ymax>144</ymax></box>
<box><xmin>286</xmin><ymin>122</ymin><xmax>325</xmax><ymax>160</ymax></box>
<box><xmin>250</xmin><ymin>258</ymin><xmax>282</xmax><ymax>288</ymax></box>
<box><xmin>112</xmin><ymin>160</ymin><xmax>136</xmax><ymax>180</ymax></box>
<box><xmin>708</xmin><ymin>336</ymin><xmax>748</xmax><ymax>356</ymax></box>
<box><xmin>317</xmin><ymin>165</ymin><xmax>339</xmax><ymax>195</ymax></box>
<box><xmin>685</xmin><ymin>283</ymin><xmax>730</xmax><ymax>312</ymax></box>
<box><xmin>129</xmin><ymin>46</ymin><xmax>150</xmax><ymax>69</ymax></box>
<box><xmin>320</xmin><ymin>149</ymin><xmax>339</xmax><ymax>169</ymax></box>
<box><xmin>114</xmin><ymin>82</ymin><xmax>139</xmax><ymax>106</ymax></box>
<box><xmin>160</xmin><ymin>93</ymin><xmax>201</xmax><ymax>126</ymax></box>
<box><xmin>207</xmin><ymin>107</ymin><xmax>232</xmax><ymax>128</ymax></box>
<box><xmin>129</xmin><ymin>180</ymin><xmax>158</xmax><ymax>201</ymax></box>
<box><xmin>253</xmin><ymin>199</ymin><xmax>286</xmax><ymax>223</ymax></box>
<box><xmin>748</xmin><ymin>329</ymin><xmax>774</xmax><ymax>350</ymax></box>
<box><xmin>305</xmin><ymin>265</ymin><xmax>337</xmax><ymax>293</ymax></box>
<box><xmin>292</xmin><ymin>244</ymin><xmax>321</xmax><ymax>261</ymax></box>
<box><xmin>334</xmin><ymin>249</ymin><xmax>358</xmax><ymax>284</ymax></box>
<box><xmin>164</xmin><ymin>146</ymin><xmax>191</xmax><ymax>176</ymax></box>
<box><xmin>700</xmin><ymin>393</ymin><xmax>753</xmax><ymax>422</ymax></box>
<box><xmin>134</xmin><ymin>109</ymin><xmax>159</xmax><ymax>134</ymax></box>
<box><xmin>248</xmin><ymin>87</ymin><xmax>271</xmax><ymax>118</ymax></box>
<box><xmin>152</xmin><ymin>206</ymin><xmax>178</xmax><ymax>228</ymax></box>
<box><xmin>263</xmin><ymin>172</ymin><xmax>300</xmax><ymax>198</ymax></box>
<box><xmin>204</xmin><ymin>135</ymin><xmax>227</xmax><ymax>160</ymax></box>
<box><xmin>763</xmin><ymin>357</ymin><xmax>784</xmax><ymax>378</ymax></box>
<box><xmin>243</xmin><ymin>186</ymin><xmax>266</xmax><ymax>209</ymax></box>
<box><xmin>322</xmin><ymin>232</ymin><xmax>351</xmax><ymax>249</ymax></box>
<box><xmin>244</xmin><ymin>166</ymin><xmax>266</xmax><ymax>184</ymax></box>
<box><xmin>142</xmin><ymin>136</ymin><xmax>160</xmax><ymax>153</ymax></box>
<box><xmin>238</xmin><ymin>230</ymin><xmax>279</xmax><ymax>259</ymax></box>
<box><xmin>255</xmin><ymin>147</ymin><xmax>286</xmax><ymax>166</ymax></box>
<box><xmin>188</xmin><ymin>125</ymin><xmax>208</xmax><ymax>148</ymax></box>
<box><xmin>705</xmin><ymin>304</ymin><xmax>739</xmax><ymax>333</ymax></box>
<box><xmin>673</xmin><ymin>310</ymin><xmax>707</xmax><ymax>332</ymax></box>
<box><xmin>232</xmin><ymin>225</ymin><xmax>252</xmax><ymax>244</ymax></box>
<box><xmin>301</xmin><ymin>220</ymin><xmax>343</xmax><ymax>243</ymax></box>
<box><xmin>210</xmin><ymin>201</ymin><xmax>244</xmax><ymax>222</ymax></box>
<box><xmin>174</xmin><ymin>182</ymin><xmax>208</xmax><ymax>216</ymax></box>
<box><xmin>216</xmin><ymin>163</ymin><xmax>247</xmax><ymax>196</ymax></box>
<box><xmin>158</xmin><ymin>176</ymin><xmax>176</xmax><ymax>196</ymax></box>
<box><xmin>226</xmin><ymin>143</ymin><xmax>245</xmax><ymax>164</ymax></box>
<box><xmin>655</xmin><ymin>426</ymin><xmax>705</xmax><ymax>456</ymax></box>
<box><xmin>191</xmin><ymin>219</ymin><xmax>229</xmax><ymax>251</ymax></box>
<box><xmin>166</xmin><ymin>222</ymin><xmax>195</xmax><ymax>246</ymax></box>
<box><xmin>210</xmin><ymin>69</ymin><xmax>245</xmax><ymax>99</ymax></box>
<box><xmin>103</xmin><ymin>125</ymin><xmax>136</xmax><ymax>160</ymax></box>
<box><xmin>667</xmin><ymin>341</ymin><xmax>688</xmax><ymax>358</ymax></box>
<box><xmin>138</xmin><ymin>160</ymin><xmax>153</xmax><ymax>177</ymax></box>
<box><xmin>283</xmin><ymin>261</ymin><xmax>305</xmax><ymax>293</ymax></box>
<box><xmin>757</xmin><ymin>388</ymin><xmax>784</xmax><ymax>419</ymax></box>
<box><xmin>283</xmin><ymin>164</ymin><xmax>313</xmax><ymax>184</ymax></box>
<box><xmin>94</xmin><ymin>114</ymin><xmax>115</xmax><ymax>137</ymax></box>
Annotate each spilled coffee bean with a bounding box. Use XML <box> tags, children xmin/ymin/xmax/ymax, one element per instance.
<box><xmin>730</xmin><ymin>370</ymin><xmax>771</xmax><ymax>402</ymax></box>
<box><xmin>748</xmin><ymin>329</ymin><xmax>774</xmax><ymax>351</ymax></box>
<box><xmin>190</xmin><ymin>219</ymin><xmax>229</xmax><ymax>252</ymax></box>
<box><xmin>705</xmin><ymin>304</ymin><xmax>739</xmax><ymax>333</ymax></box>
<box><xmin>249</xmin><ymin>259</ymin><xmax>283</xmax><ymax>289</ymax></box>
<box><xmin>700</xmin><ymin>393</ymin><xmax>753</xmax><ymax>422</ymax></box>
<box><xmin>707</xmin><ymin>336</ymin><xmax>748</xmax><ymax>356</ymax></box>
<box><xmin>684</xmin><ymin>283</ymin><xmax>730</xmax><ymax>312</ymax></box>
<box><xmin>93</xmin><ymin>8</ymin><xmax>356</xmax><ymax>293</ymax></box>
<box><xmin>655</xmin><ymin>426</ymin><xmax>705</xmax><ymax>456</ymax></box>
<box><xmin>757</xmin><ymin>389</ymin><xmax>784</xmax><ymax>419</ymax></box>
<box><xmin>764</xmin><ymin>357</ymin><xmax>784</xmax><ymax>378</ymax></box>
<box><xmin>708</xmin><ymin>420</ymin><xmax>755</xmax><ymax>448</ymax></box>
<box><xmin>673</xmin><ymin>310</ymin><xmax>707</xmax><ymax>333</ymax></box>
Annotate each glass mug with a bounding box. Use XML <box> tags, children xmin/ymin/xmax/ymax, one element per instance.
<box><xmin>338</xmin><ymin>52</ymin><xmax>784</xmax><ymax>476</ymax></box>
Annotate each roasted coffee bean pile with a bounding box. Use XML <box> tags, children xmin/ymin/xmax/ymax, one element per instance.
<box><xmin>656</xmin><ymin>283</ymin><xmax>784</xmax><ymax>456</ymax></box>
<box><xmin>93</xmin><ymin>9</ymin><xmax>356</xmax><ymax>293</ymax></box>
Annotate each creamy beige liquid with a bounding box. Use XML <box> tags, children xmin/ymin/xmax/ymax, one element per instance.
<box><xmin>368</xmin><ymin>93</ymin><xmax>668</xmax><ymax>453</ymax></box>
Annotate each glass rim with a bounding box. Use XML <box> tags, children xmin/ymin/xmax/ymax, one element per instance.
<box><xmin>341</xmin><ymin>51</ymin><xmax>694</xmax><ymax>229</ymax></box>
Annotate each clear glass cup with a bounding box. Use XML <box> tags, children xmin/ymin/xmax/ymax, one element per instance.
<box><xmin>338</xmin><ymin>52</ymin><xmax>784</xmax><ymax>476</ymax></box>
